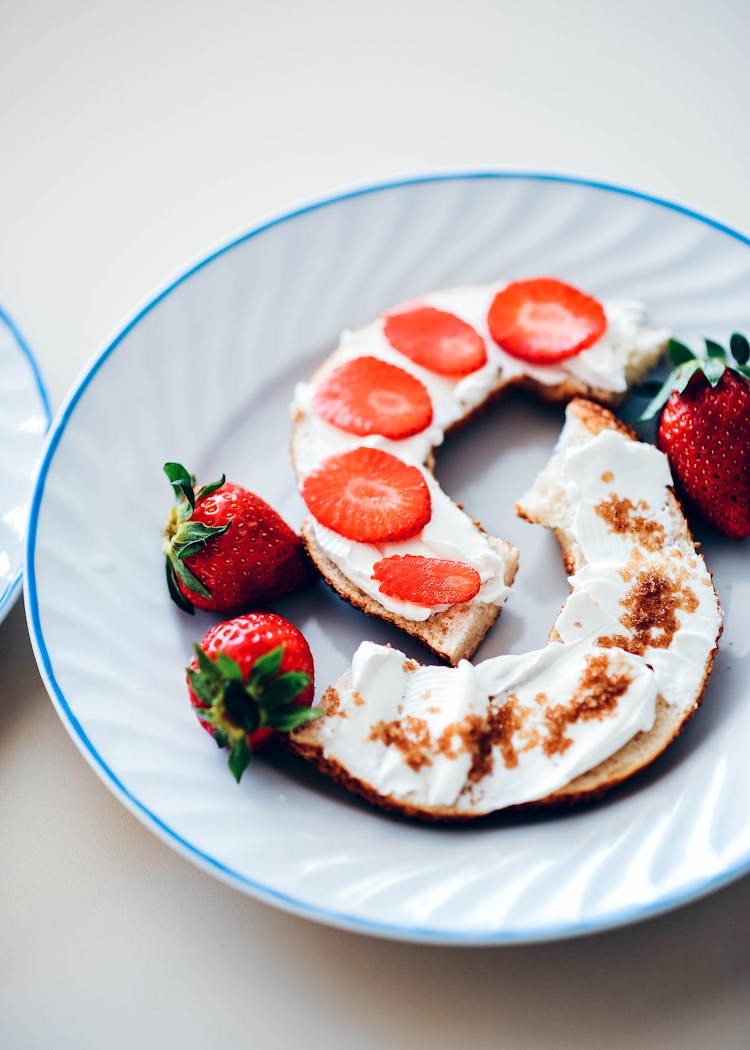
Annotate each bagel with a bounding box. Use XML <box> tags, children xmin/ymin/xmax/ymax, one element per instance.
<box><xmin>292</xmin><ymin>281</ymin><xmax>669</xmax><ymax>663</ymax></box>
<box><xmin>290</xmin><ymin>398</ymin><xmax>722</xmax><ymax>819</ymax></box>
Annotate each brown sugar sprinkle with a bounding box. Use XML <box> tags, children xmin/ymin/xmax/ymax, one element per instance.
<box><xmin>600</xmin><ymin>471</ymin><xmax>614</xmax><ymax>483</ymax></box>
<box><xmin>369</xmin><ymin>715</ymin><xmax>433</xmax><ymax>772</ymax></box>
<box><xmin>594</xmin><ymin>494</ymin><xmax>665</xmax><ymax>552</ymax></box>
<box><xmin>436</xmin><ymin>715</ymin><xmax>482</xmax><ymax>758</ymax></box>
<box><xmin>487</xmin><ymin>700</ymin><xmax>523</xmax><ymax>771</ymax></box>
<box><xmin>326</xmin><ymin>690</ymin><xmax>341</xmax><ymax>716</ymax></box>
<box><xmin>598</xmin><ymin>566</ymin><xmax>698</xmax><ymax>656</ymax></box>
<box><xmin>421</xmin><ymin>689</ymin><xmax>432</xmax><ymax>700</ymax></box>
<box><xmin>619</xmin><ymin>547</ymin><xmax>645</xmax><ymax>582</ymax></box>
<box><xmin>543</xmin><ymin>653</ymin><xmax>630</xmax><ymax>757</ymax></box>
<box><xmin>436</xmin><ymin>699</ymin><xmax>525</xmax><ymax>783</ymax></box>
<box><xmin>402</xmin><ymin>659</ymin><xmax>419</xmax><ymax>673</ymax></box>
<box><xmin>351</xmin><ymin>690</ymin><xmax>366</xmax><ymax>707</ymax></box>
<box><xmin>466</xmin><ymin>716</ymin><xmax>495</xmax><ymax>782</ymax></box>
<box><xmin>518</xmin><ymin>727</ymin><xmax>541</xmax><ymax>754</ymax></box>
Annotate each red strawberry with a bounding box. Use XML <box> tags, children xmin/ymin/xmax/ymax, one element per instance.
<box><xmin>372</xmin><ymin>555</ymin><xmax>481</xmax><ymax>605</ymax></box>
<box><xmin>301</xmin><ymin>447</ymin><xmax>431</xmax><ymax>543</ymax></box>
<box><xmin>162</xmin><ymin>463</ymin><xmax>311</xmax><ymax>614</ymax></box>
<box><xmin>638</xmin><ymin>334</ymin><xmax>750</xmax><ymax>539</ymax></box>
<box><xmin>487</xmin><ymin>278</ymin><xmax>607</xmax><ymax>363</ymax></box>
<box><xmin>383</xmin><ymin>306</ymin><xmax>487</xmax><ymax>376</ymax></box>
<box><xmin>187</xmin><ymin>612</ymin><xmax>319</xmax><ymax>782</ymax></box>
<box><xmin>312</xmin><ymin>355</ymin><xmax>433</xmax><ymax>439</ymax></box>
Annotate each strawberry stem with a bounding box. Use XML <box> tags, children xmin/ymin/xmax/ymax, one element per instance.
<box><xmin>187</xmin><ymin>644</ymin><xmax>322</xmax><ymax>782</ymax></box>
<box><xmin>162</xmin><ymin>462</ymin><xmax>230</xmax><ymax>612</ymax></box>
<box><xmin>635</xmin><ymin>333</ymin><xmax>750</xmax><ymax>422</ymax></box>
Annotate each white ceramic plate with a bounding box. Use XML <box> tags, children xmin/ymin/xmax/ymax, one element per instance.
<box><xmin>26</xmin><ymin>174</ymin><xmax>750</xmax><ymax>944</ymax></box>
<box><xmin>0</xmin><ymin>306</ymin><xmax>50</xmax><ymax>624</ymax></box>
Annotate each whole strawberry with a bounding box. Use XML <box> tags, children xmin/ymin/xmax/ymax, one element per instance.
<box><xmin>638</xmin><ymin>334</ymin><xmax>750</xmax><ymax>539</ymax></box>
<box><xmin>162</xmin><ymin>463</ymin><xmax>311</xmax><ymax>613</ymax></box>
<box><xmin>187</xmin><ymin>612</ymin><xmax>321</xmax><ymax>781</ymax></box>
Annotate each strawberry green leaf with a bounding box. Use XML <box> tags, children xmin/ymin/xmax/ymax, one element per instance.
<box><xmin>674</xmin><ymin>359</ymin><xmax>703</xmax><ymax>392</ymax></box>
<box><xmin>248</xmin><ymin>645</ymin><xmax>284</xmax><ymax>687</ymax></box>
<box><xmin>186</xmin><ymin>667</ymin><xmax>215</xmax><ymax>706</ymax></box>
<box><xmin>172</xmin><ymin>520</ymin><xmax>230</xmax><ymax>561</ymax></box>
<box><xmin>703</xmin><ymin>356</ymin><xmax>726</xmax><ymax>387</ymax></box>
<box><xmin>704</xmin><ymin>338</ymin><xmax>726</xmax><ymax>359</ymax></box>
<box><xmin>634</xmin><ymin>384</ymin><xmax>672</xmax><ymax>423</ymax></box>
<box><xmin>262</xmin><ymin>671</ymin><xmax>311</xmax><ymax>708</ymax></box>
<box><xmin>736</xmin><ymin>364</ymin><xmax>750</xmax><ymax>380</ymax></box>
<box><xmin>228</xmin><ymin>736</ymin><xmax>252</xmax><ymax>782</ymax></box>
<box><xmin>171</xmin><ymin>555</ymin><xmax>212</xmax><ymax>599</ymax></box>
<box><xmin>730</xmin><ymin>333</ymin><xmax>750</xmax><ymax>365</ymax></box>
<box><xmin>195</xmin><ymin>475</ymin><xmax>226</xmax><ymax>501</ymax></box>
<box><xmin>668</xmin><ymin>339</ymin><xmax>695</xmax><ymax>366</ymax></box>
<box><xmin>177</xmin><ymin>521</ymin><xmax>230</xmax><ymax>544</ymax></box>
<box><xmin>634</xmin><ymin>360</ymin><xmax>702</xmax><ymax>422</ymax></box>
<box><xmin>163</xmin><ymin>462</ymin><xmax>196</xmax><ymax>511</ymax></box>
<box><xmin>212</xmin><ymin>728</ymin><xmax>229</xmax><ymax>749</ymax></box>
<box><xmin>268</xmin><ymin>706</ymin><xmax>324</xmax><ymax>732</ymax></box>
<box><xmin>214</xmin><ymin>652</ymin><xmax>243</xmax><ymax>681</ymax></box>
<box><xmin>194</xmin><ymin>704</ymin><xmax>217</xmax><ymax>726</ymax></box>
<box><xmin>165</xmin><ymin>558</ymin><xmax>195</xmax><ymax>614</ymax></box>
<box><xmin>223</xmin><ymin>682</ymin><xmax>260</xmax><ymax>733</ymax></box>
<box><xmin>193</xmin><ymin>644</ymin><xmax>224</xmax><ymax>684</ymax></box>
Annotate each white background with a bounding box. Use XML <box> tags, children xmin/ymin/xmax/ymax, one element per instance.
<box><xmin>2</xmin><ymin>1</ymin><xmax>749</xmax><ymax>1046</ymax></box>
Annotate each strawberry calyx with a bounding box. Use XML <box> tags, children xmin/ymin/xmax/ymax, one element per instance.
<box><xmin>162</xmin><ymin>462</ymin><xmax>230</xmax><ymax>614</ymax></box>
<box><xmin>636</xmin><ymin>334</ymin><xmax>750</xmax><ymax>421</ymax></box>
<box><xmin>187</xmin><ymin>643</ymin><xmax>322</xmax><ymax>782</ymax></box>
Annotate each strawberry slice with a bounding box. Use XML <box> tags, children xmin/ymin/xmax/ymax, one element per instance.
<box><xmin>383</xmin><ymin>306</ymin><xmax>488</xmax><ymax>376</ymax></box>
<box><xmin>487</xmin><ymin>278</ymin><xmax>607</xmax><ymax>363</ymax></box>
<box><xmin>301</xmin><ymin>447</ymin><xmax>431</xmax><ymax>543</ymax></box>
<box><xmin>312</xmin><ymin>356</ymin><xmax>433</xmax><ymax>439</ymax></box>
<box><xmin>372</xmin><ymin>555</ymin><xmax>481</xmax><ymax>605</ymax></box>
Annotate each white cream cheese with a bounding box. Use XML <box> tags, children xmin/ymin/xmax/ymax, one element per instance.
<box><xmin>293</xmin><ymin>282</ymin><xmax>668</xmax><ymax>622</ymax></box>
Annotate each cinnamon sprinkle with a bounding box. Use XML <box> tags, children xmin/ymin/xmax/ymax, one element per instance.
<box><xmin>369</xmin><ymin>715</ymin><xmax>433</xmax><ymax>772</ymax></box>
<box><xmin>543</xmin><ymin>653</ymin><xmax>630</xmax><ymax>757</ymax></box>
<box><xmin>594</xmin><ymin>494</ymin><xmax>665</xmax><ymax>552</ymax></box>
<box><xmin>487</xmin><ymin>700</ymin><xmax>523</xmax><ymax>770</ymax></box>
<box><xmin>598</xmin><ymin>565</ymin><xmax>698</xmax><ymax>656</ymax></box>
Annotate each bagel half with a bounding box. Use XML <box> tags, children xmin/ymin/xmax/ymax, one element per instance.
<box><xmin>293</xmin><ymin>284</ymin><xmax>668</xmax><ymax>663</ymax></box>
<box><xmin>291</xmin><ymin>399</ymin><xmax>722</xmax><ymax>819</ymax></box>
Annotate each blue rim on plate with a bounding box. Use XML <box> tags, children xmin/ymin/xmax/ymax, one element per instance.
<box><xmin>24</xmin><ymin>172</ymin><xmax>750</xmax><ymax>944</ymax></box>
<box><xmin>0</xmin><ymin>304</ymin><xmax>51</xmax><ymax>623</ymax></box>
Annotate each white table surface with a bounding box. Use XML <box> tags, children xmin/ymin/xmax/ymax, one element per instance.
<box><xmin>2</xmin><ymin>2</ymin><xmax>749</xmax><ymax>1046</ymax></box>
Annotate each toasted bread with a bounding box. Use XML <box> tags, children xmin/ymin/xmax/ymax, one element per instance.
<box><xmin>291</xmin><ymin>399</ymin><xmax>722</xmax><ymax>820</ymax></box>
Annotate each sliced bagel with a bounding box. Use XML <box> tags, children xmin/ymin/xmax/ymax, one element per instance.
<box><xmin>291</xmin><ymin>399</ymin><xmax>722</xmax><ymax>819</ymax></box>
<box><xmin>293</xmin><ymin>284</ymin><xmax>668</xmax><ymax>664</ymax></box>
